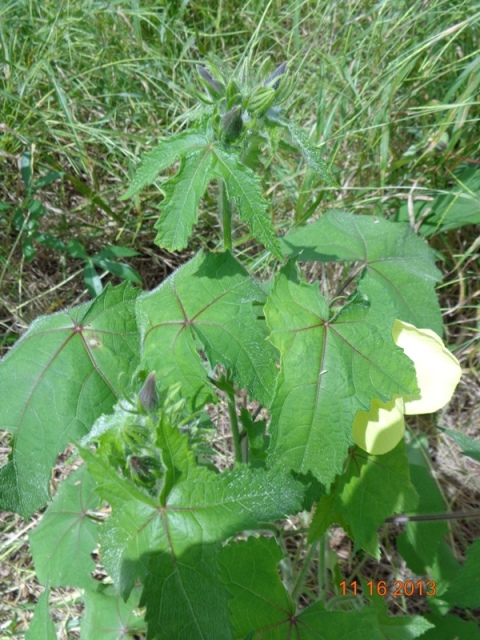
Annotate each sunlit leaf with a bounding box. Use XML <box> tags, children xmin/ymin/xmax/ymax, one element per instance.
<box><xmin>265</xmin><ymin>264</ymin><xmax>417</xmax><ymax>487</ymax></box>
<box><xmin>0</xmin><ymin>283</ymin><xmax>140</xmax><ymax>517</ymax></box>
<box><xmin>280</xmin><ymin>211</ymin><xmax>443</xmax><ymax>334</ymax></box>
<box><xmin>137</xmin><ymin>251</ymin><xmax>278</xmax><ymax>412</ymax></box>
<box><xmin>30</xmin><ymin>465</ymin><xmax>100</xmax><ymax>588</ymax></box>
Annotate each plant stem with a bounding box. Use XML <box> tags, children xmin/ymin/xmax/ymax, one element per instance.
<box><xmin>220</xmin><ymin>179</ymin><xmax>233</xmax><ymax>252</ymax></box>
<box><xmin>290</xmin><ymin>540</ymin><xmax>318</xmax><ymax>603</ymax></box>
<box><xmin>225</xmin><ymin>377</ymin><xmax>242</xmax><ymax>464</ymax></box>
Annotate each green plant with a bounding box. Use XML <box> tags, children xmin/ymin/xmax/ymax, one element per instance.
<box><xmin>1</xmin><ymin>60</ymin><xmax>478</xmax><ymax>640</ymax></box>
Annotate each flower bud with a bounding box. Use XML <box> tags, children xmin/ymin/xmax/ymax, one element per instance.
<box><xmin>197</xmin><ymin>65</ymin><xmax>225</xmax><ymax>99</ymax></box>
<box><xmin>138</xmin><ymin>372</ymin><xmax>158</xmax><ymax>412</ymax></box>
<box><xmin>246</xmin><ymin>86</ymin><xmax>276</xmax><ymax>116</ymax></box>
<box><xmin>222</xmin><ymin>106</ymin><xmax>243</xmax><ymax>143</ymax></box>
<box><xmin>264</xmin><ymin>61</ymin><xmax>287</xmax><ymax>90</ymax></box>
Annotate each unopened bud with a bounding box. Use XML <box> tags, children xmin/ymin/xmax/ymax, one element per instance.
<box><xmin>138</xmin><ymin>372</ymin><xmax>158</xmax><ymax>412</ymax></box>
<box><xmin>265</xmin><ymin>62</ymin><xmax>287</xmax><ymax>90</ymax></box>
<box><xmin>197</xmin><ymin>65</ymin><xmax>225</xmax><ymax>98</ymax></box>
<box><xmin>222</xmin><ymin>106</ymin><xmax>243</xmax><ymax>143</ymax></box>
<box><xmin>246</xmin><ymin>86</ymin><xmax>276</xmax><ymax>116</ymax></box>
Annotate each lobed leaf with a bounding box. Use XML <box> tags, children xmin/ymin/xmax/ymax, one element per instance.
<box><xmin>137</xmin><ymin>250</ymin><xmax>279</xmax><ymax>412</ymax></box>
<box><xmin>81</xmin><ymin>587</ymin><xmax>145</xmax><ymax>639</ymax></box>
<box><xmin>213</xmin><ymin>147</ymin><xmax>283</xmax><ymax>258</ymax></box>
<box><xmin>265</xmin><ymin>264</ymin><xmax>418</xmax><ymax>487</ymax></box>
<box><xmin>280</xmin><ymin>210</ymin><xmax>443</xmax><ymax>335</ymax></box>
<box><xmin>121</xmin><ymin>129</ymin><xmax>210</xmax><ymax>200</ymax></box>
<box><xmin>0</xmin><ymin>283</ymin><xmax>140</xmax><ymax>517</ymax></box>
<box><xmin>154</xmin><ymin>147</ymin><xmax>216</xmax><ymax>251</ymax></box>
<box><xmin>219</xmin><ymin>537</ymin><xmax>383</xmax><ymax>640</ymax></box>
<box><xmin>29</xmin><ymin>465</ymin><xmax>100</xmax><ymax>589</ymax></box>
<box><xmin>309</xmin><ymin>441</ymin><xmax>418</xmax><ymax>557</ymax></box>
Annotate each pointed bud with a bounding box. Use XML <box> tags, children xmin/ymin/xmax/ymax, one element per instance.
<box><xmin>222</xmin><ymin>106</ymin><xmax>243</xmax><ymax>143</ymax></box>
<box><xmin>265</xmin><ymin>62</ymin><xmax>287</xmax><ymax>90</ymax></box>
<box><xmin>197</xmin><ymin>65</ymin><xmax>225</xmax><ymax>98</ymax></box>
<box><xmin>138</xmin><ymin>372</ymin><xmax>158</xmax><ymax>412</ymax></box>
<box><xmin>246</xmin><ymin>86</ymin><xmax>276</xmax><ymax>116</ymax></box>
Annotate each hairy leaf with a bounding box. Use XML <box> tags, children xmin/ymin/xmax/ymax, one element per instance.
<box><xmin>280</xmin><ymin>210</ymin><xmax>443</xmax><ymax>334</ymax></box>
<box><xmin>154</xmin><ymin>147</ymin><xmax>216</xmax><ymax>251</ymax></box>
<box><xmin>309</xmin><ymin>442</ymin><xmax>418</xmax><ymax>557</ymax></box>
<box><xmin>0</xmin><ymin>283</ymin><xmax>140</xmax><ymax>517</ymax></box>
<box><xmin>30</xmin><ymin>465</ymin><xmax>99</xmax><ymax>588</ymax></box>
<box><xmin>213</xmin><ymin>147</ymin><xmax>282</xmax><ymax>258</ymax></box>
<box><xmin>121</xmin><ymin>129</ymin><xmax>210</xmax><ymax>200</ymax></box>
<box><xmin>265</xmin><ymin>264</ymin><xmax>418</xmax><ymax>487</ymax></box>
<box><xmin>137</xmin><ymin>251</ymin><xmax>278</xmax><ymax>411</ymax></box>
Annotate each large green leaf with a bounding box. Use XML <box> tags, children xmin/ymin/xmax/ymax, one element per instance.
<box><xmin>154</xmin><ymin>147</ymin><xmax>216</xmax><ymax>251</ymax></box>
<box><xmin>219</xmin><ymin>537</ymin><xmax>383</xmax><ymax>640</ymax></box>
<box><xmin>280</xmin><ymin>211</ymin><xmax>443</xmax><ymax>334</ymax></box>
<box><xmin>309</xmin><ymin>442</ymin><xmax>418</xmax><ymax>557</ymax></box>
<box><xmin>265</xmin><ymin>264</ymin><xmax>418</xmax><ymax>487</ymax></box>
<box><xmin>0</xmin><ymin>283</ymin><xmax>140</xmax><ymax>517</ymax></box>
<box><xmin>82</xmin><ymin>417</ymin><xmax>303</xmax><ymax>638</ymax></box>
<box><xmin>213</xmin><ymin>147</ymin><xmax>283</xmax><ymax>258</ymax></box>
<box><xmin>81</xmin><ymin>587</ymin><xmax>145</xmax><ymax>640</ymax></box>
<box><xmin>121</xmin><ymin>128</ymin><xmax>210</xmax><ymax>200</ymax></box>
<box><xmin>137</xmin><ymin>251</ymin><xmax>279</xmax><ymax>411</ymax></box>
<box><xmin>29</xmin><ymin>465</ymin><xmax>100</xmax><ymax>589</ymax></box>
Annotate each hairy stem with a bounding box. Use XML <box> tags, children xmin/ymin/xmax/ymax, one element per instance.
<box><xmin>225</xmin><ymin>379</ymin><xmax>242</xmax><ymax>464</ymax></box>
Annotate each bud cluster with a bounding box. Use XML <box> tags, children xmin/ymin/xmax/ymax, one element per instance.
<box><xmin>196</xmin><ymin>60</ymin><xmax>291</xmax><ymax>144</ymax></box>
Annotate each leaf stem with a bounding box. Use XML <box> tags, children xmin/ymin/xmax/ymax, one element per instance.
<box><xmin>290</xmin><ymin>540</ymin><xmax>318</xmax><ymax>603</ymax></box>
<box><xmin>220</xmin><ymin>179</ymin><xmax>233</xmax><ymax>252</ymax></box>
<box><xmin>225</xmin><ymin>378</ymin><xmax>242</xmax><ymax>464</ymax></box>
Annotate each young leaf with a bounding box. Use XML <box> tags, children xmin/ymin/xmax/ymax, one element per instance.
<box><xmin>0</xmin><ymin>283</ymin><xmax>140</xmax><ymax>517</ymax></box>
<box><xmin>154</xmin><ymin>147</ymin><xmax>216</xmax><ymax>251</ymax></box>
<box><xmin>266</xmin><ymin>111</ymin><xmax>335</xmax><ymax>186</ymax></box>
<box><xmin>137</xmin><ymin>251</ymin><xmax>279</xmax><ymax>412</ymax></box>
<box><xmin>280</xmin><ymin>210</ymin><xmax>443</xmax><ymax>335</ymax></box>
<box><xmin>25</xmin><ymin>589</ymin><xmax>56</xmax><ymax>640</ymax></box>
<box><xmin>265</xmin><ymin>264</ymin><xmax>418</xmax><ymax>487</ymax></box>
<box><xmin>81</xmin><ymin>586</ymin><xmax>145</xmax><ymax>639</ymax></box>
<box><xmin>219</xmin><ymin>537</ymin><xmax>383</xmax><ymax>639</ymax></box>
<box><xmin>121</xmin><ymin>128</ymin><xmax>210</xmax><ymax>200</ymax></box>
<box><xmin>309</xmin><ymin>441</ymin><xmax>418</xmax><ymax>557</ymax></box>
<box><xmin>29</xmin><ymin>465</ymin><xmax>100</xmax><ymax>589</ymax></box>
<box><xmin>422</xmin><ymin>615</ymin><xmax>480</xmax><ymax>640</ymax></box>
<box><xmin>213</xmin><ymin>147</ymin><xmax>283</xmax><ymax>259</ymax></box>
<box><xmin>440</xmin><ymin>427</ymin><xmax>480</xmax><ymax>464</ymax></box>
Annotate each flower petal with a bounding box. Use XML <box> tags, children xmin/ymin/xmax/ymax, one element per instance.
<box><xmin>352</xmin><ymin>397</ymin><xmax>405</xmax><ymax>455</ymax></box>
<box><xmin>393</xmin><ymin>320</ymin><xmax>462</xmax><ymax>414</ymax></box>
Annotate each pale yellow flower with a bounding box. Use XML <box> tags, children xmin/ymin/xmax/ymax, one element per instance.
<box><xmin>352</xmin><ymin>320</ymin><xmax>462</xmax><ymax>455</ymax></box>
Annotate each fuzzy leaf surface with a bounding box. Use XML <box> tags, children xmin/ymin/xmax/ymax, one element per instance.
<box><xmin>309</xmin><ymin>442</ymin><xmax>418</xmax><ymax>557</ymax></box>
<box><xmin>265</xmin><ymin>264</ymin><xmax>418</xmax><ymax>487</ymax></box>
<box><xmin>137</xmin><ymin>251</ymin><xmax>278</xmax><ymax>411</ymax></box>
<box><xmin>213</xmin><ymin>147</ymin><xmax>282</xmax><ymax>258</ymax></box>
<box><xmin>30</xmin><ymin>465</ymin><xmax>99</xmax><ymax>588</ymax></box>
<box><xmin>219</xmin><ymin>537</ymin><xmax>383</xmax><ymax>639</ymax></box>
<box><xmin>280</xmin><ymin>211</ymin><xmax>442</xmax><ymax>334</ymax></box>
<box><xmin>0</xmin><ymin>283</ymin><xmax>139</xmax><ymax>517</ymax></box>
<box><xmin>121</xmin><ymin>129</ymin><xmax>210</xmax><ymax>199</ymax></box>
<box><xmin>154</xmin><ymin>147</ymin><xmax>216</xmax><ymax>251</ymax></box>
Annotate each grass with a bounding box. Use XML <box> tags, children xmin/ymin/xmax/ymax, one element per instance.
<box><xmin>1</xmin><ymin>0</ymin><xmax>479</xmax><ymax>637</ymax></box>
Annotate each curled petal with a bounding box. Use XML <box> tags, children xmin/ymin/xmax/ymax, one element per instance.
<box><xmin>393</xmin><ymin>320</ymin><xmax>462</xmax><ymax>414</ymax></box>
<box><xmin>352</xmin><ymin>397</ymin><xmax>405</xmax><ymax>455</ymax></box>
